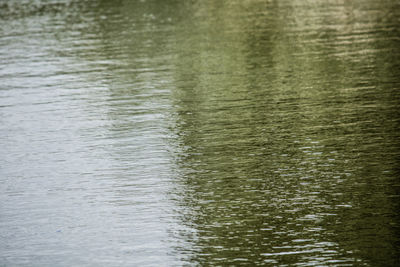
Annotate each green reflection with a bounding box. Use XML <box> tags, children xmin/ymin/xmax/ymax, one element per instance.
<box><xmin>169</xmin><ymin>0</ymin><xmax>400</xmax><ymax>265</ymax></box>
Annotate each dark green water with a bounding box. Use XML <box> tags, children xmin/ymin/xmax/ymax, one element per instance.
<box><xmin>1</xmin><ymin>0</ymin><xmax>400</xmax><ymax>266</ymax></box>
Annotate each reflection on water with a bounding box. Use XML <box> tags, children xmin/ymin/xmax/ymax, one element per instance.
<box><xmin>1</xmin><ymin>0</ymin><xmax>399</xmax><ymax>266</ymax></box>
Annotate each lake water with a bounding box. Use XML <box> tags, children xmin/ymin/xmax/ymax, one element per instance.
<box><xmin>1</xmin><ymin>0</ymin><xmax>400</xmax><ymax>266</ymax></box>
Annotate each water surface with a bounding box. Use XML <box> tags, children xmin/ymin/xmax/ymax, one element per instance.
<box><xmin>1</xmin><ymin>0</ymin><xmax>400</xmax><ymax>266</ymax></box>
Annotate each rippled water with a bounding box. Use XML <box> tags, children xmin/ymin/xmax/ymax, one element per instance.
<box><xmin>1</xmin><ymin>0</ymin><xmax>400</xmax><ymax>266</ymax></box>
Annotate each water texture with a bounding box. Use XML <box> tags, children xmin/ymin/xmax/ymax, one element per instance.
<box><xmin>1</xmin><ymin>0</ymin><xmax>400</xmax><ymax>266</ymax></box>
